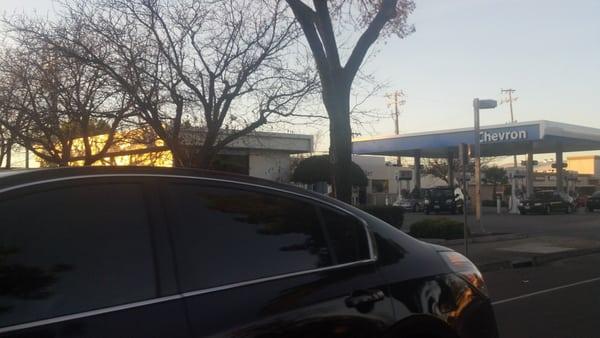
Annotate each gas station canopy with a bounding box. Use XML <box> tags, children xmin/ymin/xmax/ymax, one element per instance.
<box><xmin>352</xmin><ymin>121</ymin><xmax>600</xmax><ymax>158</ymax></box>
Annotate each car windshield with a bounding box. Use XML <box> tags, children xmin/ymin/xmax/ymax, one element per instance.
<box><xmin>592</xmin><ymin>192</ymin><xmax>600</xmax><ymax>198</ymax></box>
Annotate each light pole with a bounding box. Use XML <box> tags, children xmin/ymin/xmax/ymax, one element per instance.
<box><xmin>473</xmin><ymin>98</ymin><xmax>497</xmax><ymax>233</ymax></box>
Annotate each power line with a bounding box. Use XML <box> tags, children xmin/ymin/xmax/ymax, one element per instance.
<box><xmin>386</xmin><ymin>90</ymin><xmax>406</xmax><ymax>135</ymax></box>
<box><xmin>501</xmin><ymin>88</ymin><xmax>519</xmax><ymax>167</ymax></box>
<box><xmin>386</xmin><ymin>90</ymin><xmax>406</xmax><ymax>167</ymax></box>
<box><xmin>500</xmin><ymin>88</ymin><xmax>518</xmax><ymax>123</ymax></box>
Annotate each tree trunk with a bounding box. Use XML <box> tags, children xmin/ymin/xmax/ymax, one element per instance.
<box><xmin>4</xmin><ymin>141</ymin><xmax>12</xmax><ymax>169</ymax></box>
<box><xmin>325</xmin><ymin>84</ymin><xmax>353</xmax><ymax>204</ymax></box>
<box><xmin>193</xmin><ymin>150</ymin><xmax>214</xmax><ymax>170</ymax></box>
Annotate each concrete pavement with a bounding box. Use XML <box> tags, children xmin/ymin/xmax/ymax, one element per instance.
<box><xmin>403</xmin><ymin>208</ymin><xmax>600</xmax><ymax>271</ymax></box>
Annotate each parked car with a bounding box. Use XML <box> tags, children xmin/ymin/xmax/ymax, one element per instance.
<box><xmin>393</xmin><ymin>197</ymin><xmax>424</xmax><ymax>212</ymax></box>
<box><xmin>587</xmin><ymin>191</ymin><xmax>600</xmax><ymax>212</ymax></box>
<box><xmin>424</xmin><ymin>187</ymin><xmax>465</xmax><ymax>215</ymax></box>
<box><xmin>0</xmin><ymin>167</ymin><xmax>498</xmax><ymax>338</ymax></box>
<box><xmin>519</xmin><ymin>190</ymin><xmax>576</xmax><ymax>215</ymax></box>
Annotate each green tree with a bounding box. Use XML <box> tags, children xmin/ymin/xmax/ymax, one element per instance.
<box><xmin>291</xmin><ymin>155</ymin><xmax>367</xmax><ymax>188</ymax></box>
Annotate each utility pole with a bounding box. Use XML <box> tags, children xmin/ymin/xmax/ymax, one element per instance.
<box><xmin>501</xmin><ymin>88</ymin><xmax>518</xmax><ymax>167</ymax></box>
<box><xmin>387</xmin><ymin>90</ymin><xmax>405</xmax><ymax>166</ymax></box>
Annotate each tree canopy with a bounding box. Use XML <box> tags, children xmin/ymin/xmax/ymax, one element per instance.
<box><xmin>292</xmin><ymin>155</ymin><xmax>367</xmax><ymax>187</ymax></box>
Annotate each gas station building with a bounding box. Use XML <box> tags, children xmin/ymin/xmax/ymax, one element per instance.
<box><xmin>352</xmin><ymin>121</ymin><xmax>600</xmax><ymax>198</ymax></box>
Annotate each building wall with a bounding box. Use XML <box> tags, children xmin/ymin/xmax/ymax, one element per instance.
<box><xmin>352</xmin><ymin>155</ymin><xmax>453</xmax><ymax>206</ymax></box>
<box><xmin>568</xmin><ymin>156</ymin><xmax>600</xmax><ymax>177</ymax></box>
<box><xmin>248</xmin><ymin>150</ymin><xmax>292</xmax><ymax>183</ymax></box>
<box><xmin>352</xmin><ymin>155</ymin><xmax>407</xmax><ymax>205</ymax></box>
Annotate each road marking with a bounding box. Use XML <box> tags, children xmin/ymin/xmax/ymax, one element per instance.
<box><xmin>492</xmin><ymin>276</ymin><xmax>600</xmax><ymax>306</ymax></box>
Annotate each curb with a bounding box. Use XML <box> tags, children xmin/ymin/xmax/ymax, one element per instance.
<box><xmin>476</xmin><ymin>246</ymin><xmax>600</xmax><ymax>273</ymax></box>
<box><xmin>419</xmin><ymin>233</ymin><xmax>529</xmax><ymax>246</ymax></box>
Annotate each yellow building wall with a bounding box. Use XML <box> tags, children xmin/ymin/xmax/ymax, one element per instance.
<box><xmin>567</xmin><ymin>156</ymin><xmax>599</xmax><ymax>176</ymax></box>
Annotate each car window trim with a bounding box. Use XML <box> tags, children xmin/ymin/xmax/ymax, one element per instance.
<box><xmin>0</xmin><ymin>256</ymin><xmax>374</xmax><ymax>334</ymax></box>
<box><xmin>0</xmin><ymin>294</ymin><xmax>183</xmax><ymax>334</ymax></box>
<box><xmin>0</xmin><ymin>178</ymin><xmax>167</xmax><ymax>334</ymax></box>
<box><xmin>0</xmin><ymin>173</ymin><xmax>377</xmax><ymax>334</ymax></box>
<box><xmin>0</xmin><ymin>173</ymin><xmax>375</xmax><ymax>260</ymax></box>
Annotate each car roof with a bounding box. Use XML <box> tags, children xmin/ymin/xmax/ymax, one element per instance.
<box><xmin>0</xmin><ymin>166</ymin><xmax>336</xmax><ymax>204</ymax></box>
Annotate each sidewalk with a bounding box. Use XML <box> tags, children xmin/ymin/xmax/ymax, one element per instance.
<box><xmin>436</xmin><ymin>235</ymin><xmax>600</xmax><ymax>272</ymax></box>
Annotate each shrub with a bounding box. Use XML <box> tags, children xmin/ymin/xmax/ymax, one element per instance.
<box><xmin>361</xmin><ymin>206</ymin><xmax>404</xmax><ymax>229</ymax></box>
<box><xmin>409</xmin><ymin>218</ymin><xmax>468</xmax><ymax>239</ymax></box>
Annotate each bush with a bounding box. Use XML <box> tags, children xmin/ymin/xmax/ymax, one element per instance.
<box><xmin>409</xmin><ymin>218</ymin><xmax>468</xmax><ymax>240</ymax></box>
<box><xmin>361</xmin><ymin>206</ymin><xmax>404</xmax><ymax>229</ymax></box>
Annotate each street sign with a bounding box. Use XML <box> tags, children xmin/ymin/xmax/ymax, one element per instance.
<box><xmin>521</xmin><ymin>160</ymin><xmax>539</xmax><ymax>166</ymax></box>
<box><xmin>551</xmin><ymin>163</ymin><xmax>568</xmax><ymax>169</ymax></box>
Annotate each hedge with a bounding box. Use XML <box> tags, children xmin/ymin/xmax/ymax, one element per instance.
<box><xmin>361</xmin><ymin>206</ymin><xmax>404</xmax><ymax>229</ymax></box>
<box><xmin>409</xmin><ymin>218</ymin><xmax>468</xmax><ymax>240</ymax></box>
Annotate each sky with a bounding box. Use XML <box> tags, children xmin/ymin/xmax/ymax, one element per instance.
<box><xmin>2</xmin><ymin>0</ymin><xmax>599</xmax><ymax>162</ymax></box>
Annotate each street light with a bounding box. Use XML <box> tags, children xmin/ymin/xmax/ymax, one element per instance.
<box><xmin>473</xmin><ymin>98</ymin><xmax>497</xmax><ymax>233</ymax></box>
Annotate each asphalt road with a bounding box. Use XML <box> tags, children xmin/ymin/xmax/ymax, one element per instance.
<box><xmin>484</xmin><ymin>253</ymin><xmax>600</xmax><ymax>338</ymax></box>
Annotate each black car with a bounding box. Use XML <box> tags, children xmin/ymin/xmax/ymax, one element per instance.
<box><xmin>424</xmin><ymin>187</ymin><xmax>465</xmax><ymax>214</ymax></box>
<box><xmin>587</xmin><ymin>191</ymin><xmax>600</xmax><ymax>212</ymax></box>
<box><xmin>519</xmin><ymin>190</ymin><xmax>575</xmax><ymax>215</ymax></box>
<box><xmin>0</xmin><ymin>167</ymin><xmax>498</xmax><ymax>338</ymax></box>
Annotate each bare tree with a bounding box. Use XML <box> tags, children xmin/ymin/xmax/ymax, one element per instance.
<box><xmin>285</xmin><ymin>0</ymin><xmax>415</xmax><ymax>202</ymax></box>
<box><xmin>0</xmin><ymin>45</ymin><xmax>132</xmax><ymax>166</ymax></box>
<box><xmin>4</xmin><ymin>0</ymin><xmax>317</xmax><ymax>168</ymax></box>
<box><xmin>0</xmin><ymin>125</ymin><xmax>14</xmax><ymax>168</ymax></box>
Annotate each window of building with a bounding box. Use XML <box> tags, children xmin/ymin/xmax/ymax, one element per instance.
<box><xmin>371</xmin><ymin>179</ymin><xmax>389</xmax><ymax>193</ymax></box>
<box><xmin>0</xmin><ymin>183</ymin><xmax>156</xmax><ymax>328</ymax></box>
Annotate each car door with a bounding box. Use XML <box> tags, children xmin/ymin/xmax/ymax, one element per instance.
<box><xmin>0</xmin><ymin>177</ymin><xmax>190</xmax><ymax>338</ymax></box>
<box><xmin>160</xmin><ymin>178</ymin><xmax>396</xmax><ymax>338</ymax></box>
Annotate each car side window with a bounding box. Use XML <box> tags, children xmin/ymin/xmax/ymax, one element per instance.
<box><xmin>0</xmin><ymin>182</ymin><xmax>156</xmax><ymax>329</ymax></box>
<box><xmin>318</xmin><ymin>206</ymin><xmax>371</xmax><ymax>264</ymax></box>
<box><xmin>166</xmin><ymin>183</ymin><xmax>332</xmax><ymax>292</ymax></box>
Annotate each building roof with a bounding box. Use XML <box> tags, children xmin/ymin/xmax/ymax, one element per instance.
<box><xmin>353</xmin><ymin>120</ymin><xmax>600</xmax><ymax>158</ymax></box>
<box><xmin>180</xmin><ymin>128</ymin><xmax>314</xmax><ymax>153</ymax></box>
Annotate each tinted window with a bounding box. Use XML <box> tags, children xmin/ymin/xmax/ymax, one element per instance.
<box><xmin>592</xmin><ymin>191</ymin><xmax>600</xmax><ymax>198</ymax></box>
<box><xmin>167</xmin><ymin>184</ymin><xmax>331</xmax><ymax>291</ymax></box>
<box><xmin>319</xmin><ymin>207</ymin><xmax>371</xmax><ymax>264</ymax></box>
<box><xmin>430</xmin><ymin>189</ymin><xmax>453</xmax><ymax>199</ymax></box>
<box><xmin>0</xmin><ymin>183</ymin><xmax>156</xmax><ymax>328</ymax></box>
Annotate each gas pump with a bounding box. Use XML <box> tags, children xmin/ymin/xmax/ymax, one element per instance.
<box><xmin>506</xmin><ymin>167</ymin><xmax>527</xmax><ymax>214</ymax></box>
